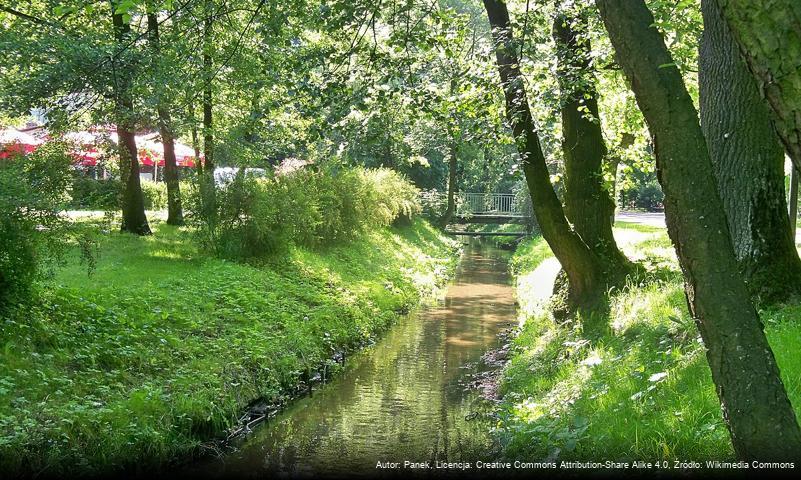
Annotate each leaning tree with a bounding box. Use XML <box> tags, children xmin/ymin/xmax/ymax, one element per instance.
<box><xmin>596</xmin><ymin>0</ymin><xmax>801</xmax><ymax>460</ymax></box>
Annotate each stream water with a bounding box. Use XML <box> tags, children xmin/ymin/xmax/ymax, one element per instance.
<box><xmin>186</xmin><ymin>239</ymin><xmax>517</xmax><ymax>478</ymax></box>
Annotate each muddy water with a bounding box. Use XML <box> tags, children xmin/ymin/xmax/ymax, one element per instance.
<box><xmin>190</xmin><ymin>240</ymin><xmax>517</xmax><ymax>478</ymax></box>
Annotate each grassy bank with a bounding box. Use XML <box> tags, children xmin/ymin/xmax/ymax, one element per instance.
<box><xmin>0</xmin><ymin>218</ymin><xmax>459</xmax><ymax>476</ymax></box>
<box><xmin>499</xmin><ymin>222</ymin><xmax>801</xmax><ymax>461</ymax></box>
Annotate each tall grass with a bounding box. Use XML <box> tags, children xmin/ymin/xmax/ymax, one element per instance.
<box><xmin>499</xmin><ymin>223</ymin><xmax>801</xmax><ymax>462</ymax></box>
<box><xmin>187</xmin><ymin>166</ymin><xmax>422</xmax><ymax>259</ymax></box>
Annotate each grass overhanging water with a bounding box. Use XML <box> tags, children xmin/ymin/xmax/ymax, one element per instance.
<box><xmin>0</xmin><ymin>217</ymin><xmax>459</xmax><ymax>476</ymax></box>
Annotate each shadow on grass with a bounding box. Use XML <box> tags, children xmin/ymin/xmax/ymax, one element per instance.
<box><xmin>500</xmin><ymin>265</ymin><xmax>735</xmax><ymax>462</ymax></box>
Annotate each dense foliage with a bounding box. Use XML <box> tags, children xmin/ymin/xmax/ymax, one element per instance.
<box><xmin>0</xmin><ymin>144</ymin><xmax>94</xmax><ymax>309</ymax></box>
<box><xmin>2</xmin><ymin>0</ymin><xmax>800</xmax><ymax>473</ymax></box>
<box><xmin>0</xmin><ymin>219</ymin><xmax>457</xmax><ymax>475</ymax></box>
<box><xmin>70</xmin><ymin>177</ymin><xmax>178</xmax><ymax>211</ymax></box>
<box><xmin>188</xmin><ymin>166</ymin><xmax>421</xmax><ymax>258</ymax></box>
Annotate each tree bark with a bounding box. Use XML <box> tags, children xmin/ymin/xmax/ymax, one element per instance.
<box><xmin>188</xmin><ymin>100</ymin><xmax>202</xmax><ymax>174</ymax></box>
<box><xmin>713</xmin><ymin>0</ymin><xmax>801</xmax><ymax>173</ymax></box>
<box><xmin>111</xmin><ymin>1</ymin><xmax>150</xmax><ymax>236</ymax></box>
<box><xmin>552</xmin><ymin>11</ymin><xmax>629</xmax><ymax>273</ymax></box>
<box><xmin>482</xmin><ymin>0</ymin><xmax>606</xmax><ymax>312</ymax></box>
<box><xmin>439</xmin><ymin>140</ymin><xmax>458</xmax><ymax>227</ymax></box>
<box><xmin>199</xmin><ymin>0</ymin><xmax>217</xmax><ymax>221</ymax></box>
<box><xmin>596</xmin><ymin>0</ymin><xmax>801</xmax><ymax>461</ymax></box>
<box><xmin>147</xmin><ymin>12</ymin><xmax>183</xmax><ymax>226</ymax></box>
<box><xmin>202</xmin><ymin>5</ymin><xmax>214</xmax><ymax>174</ymax></box>
<box><xmin>700</xmin><ymin>0</ymin><xmax>801</xmax><ymax>303</ymax></box>
<box><xmin>790</xmin><ymin>167</ymin><xmax>798</xmax><ymax>232</ymax></box>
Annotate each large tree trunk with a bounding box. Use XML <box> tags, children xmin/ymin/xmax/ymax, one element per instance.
<box><xmin>552</xmin><ymin>11</ymin><xmax>630</xmax><ymax>274</ymax></box>
<box><xmin>596</xmin><ymin>0</ymin><xmax>801</xmax><ymax>461</ymax></box>
<box><xmin>699</xmin><ymin>0</ymin><xmax>801</xmax><ymax>303</ymax></box>
<box><xmin>790</xmin><ymin>167</ymin><xmax>799</xmax><ymax>231</ymax></box>
<box><xmin>439</xmin><ymin>140</ymin><xmax>458</xmax><ymax>227</ymax></box>
<box><xmin>147</xmin><ymin>12</ymin><xmax>183</xmax><ymax>226</ymax></box>
<box><xmin>712</xmin><ymin>0</ymin><xmax>801</xmax><ymax>173</ymax></box>
<box><xmin>111</xmin><ymin>1</ymin><xmax>150</xmax><ymax>236</ymax></box>
<box><xmin>482</xmin><ymin>0</ymin><xmax>606</xmax><ymax>312</ymax></box>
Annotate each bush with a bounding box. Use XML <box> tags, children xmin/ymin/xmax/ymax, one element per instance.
<box><xmin>419</xmin><ymin>189</ymin><xmax>448</xmax><ymax>220</ymax></box>
<box><xmin>0</xmin><ymin>144</ymin><xmax>95</xmax><ymax>309</ymax></box>
<box><xmin>70</xmin><ymin>176</ymin><xmax>121</xmax><ymax>210</ymax></box>
<box><xmin>187</xmin><ymin>166</ymin><xmax>421</xmax><ymax>259</ymax></box>
<box><xmin>617</xmin><ymin>171</ymin><xmax>664</xmax><ymax>212</ymax></box>
<box><xmin>140</xmin><ymin>180</ymin><xmax>167</xmax><ymax>210</ymax></box>
<box><xmin>69</xmin><ymin>177</ymin><xmax>187</xmax><ymax>211</ymax></box>
<box><xmin>363</xmin><ymin>168</ymin><xmax>421</xmax><ymax>226</ymax></box>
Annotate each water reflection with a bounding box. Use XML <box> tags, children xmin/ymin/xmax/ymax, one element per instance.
<box><xmin>190</xmin><ymin>240</ymin><xmax>516</xmax><ymax>478</ymax></box>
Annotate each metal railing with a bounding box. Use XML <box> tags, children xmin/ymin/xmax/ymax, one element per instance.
<box><xmin>420</xmin><ymin>191</ymin><xmax>533</xmax><ymax>216</ymax></box>
<box><xmin>459</xmin><ymin>193</ymin><xmax>517</xmax><ymax>215</ymax></box>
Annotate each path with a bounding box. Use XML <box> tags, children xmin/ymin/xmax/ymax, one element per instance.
<box><xmin>615</xmin><ymin>210</ymin><xmax>801</xmax><ymax>244</ymax></box>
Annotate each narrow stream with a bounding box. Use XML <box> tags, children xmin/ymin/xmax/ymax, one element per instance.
<box><xmin>188</xmin><ymin>239</ymin><xmax>517</xmax><ymax>478</ymax></box>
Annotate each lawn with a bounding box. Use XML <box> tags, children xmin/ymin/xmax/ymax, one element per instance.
<box><xmin>0</xmin><ymin>218</ymin><xmax>459</xmax><ymax>476</ymax></box>
<box><xmin>498</xmin><ymin>222</ymin><xmax>801</xmax><ymax>462</ymax></box>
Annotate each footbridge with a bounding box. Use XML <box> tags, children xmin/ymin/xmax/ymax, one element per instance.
<box><xmin>421</xmin><ymin>192</ymin><xmax>534</xmax><ymax>236</ymax></box>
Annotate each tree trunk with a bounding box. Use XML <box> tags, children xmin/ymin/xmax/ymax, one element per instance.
<box><xmin>188</xmin><ymin>100</ymin><xmax>202</xmax><ymax>174</ymax></box>
<box><xmin>482</xmin><ymin>0</ymin><xmax>606</xmax><ymax>312</ymax></box>
<box><xmin>552</xmin><ymin>11</ymin><xmax>630</xmax><ymax>274</ymax></box>
<box><xmin>439</xmin><ymin>140</ymin><xmax>458</xmax><ymax>227</ymax></box>
<box><xmin>200</xmin><ymin>0</ymin><xmax>217</xmax><ymax>220</ymax></box>
<box><xmin>202</xmin><ymin>28</ymin><xmax>214</xmax><ymax>174</ymax></box>
<box><xmin>713</xmin><ymin>0</ymin><xmax>801</xmax><ymax>173</ymax></box>
<box><xmin>700</xmin><ymin>0</ymin><xmax>801</xmax><ymax>303</ymax></box>
<box><xmin>111</xmin><ymin>1</ymin><xmax>150</xmax><ymax>236</ymax></box>
<box><xmin>147</xmin><ymin>12</ymin><xmax>183</xmax><ymax>226</ymax></box>
<box><xmin>596</xmin><ymin>0</ymin><xmax>801</xmax><ymax>461</ymax></box>
<box><xmin>790</xmin><ymin>167</ymin><xmax>798</xmax><ymax>232</ymax></box>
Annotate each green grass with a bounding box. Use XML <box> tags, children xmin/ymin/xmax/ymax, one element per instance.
<box><xmin>499</xmin><ymin>222</ymin><xmax>801</xmax><ymax>462</ymax></box>
<box><xmin>0</xmin><ymin>218</ymin><xmax>459</xmax><ymax>476</ymax></box>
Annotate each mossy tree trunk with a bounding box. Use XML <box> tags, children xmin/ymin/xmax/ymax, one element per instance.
<box><xmin>147</xmin><ymin>12</ymin><xmax>184</xmax><ymax>226</ymax></box>
<box><xmin>699</xmin><ymin>0</ymin><xmax>801</xmax><ymax>303</ymax></box>
<box><xmin>111</xmin><ymin>1</ymin><xmax>150</xmax><ymax>236</ymax></box>
<box><xmin>553</xmin><ymin>10</ymin><xmax>631</xmax><ymax>277</ymax></box>
<box><xmin>483</xmin><ymin>0</ymin><xmax>607</xmax><ymax>312</ymax></box>
<box><xmin>712</xmin><ymin>0</ymin><xmax>801</xmax><ymax>173</ymax></box>
<box><xmin>596</xmin><ymin>0</ymin><xmax>801</xmax><ymax>460</ymax></box>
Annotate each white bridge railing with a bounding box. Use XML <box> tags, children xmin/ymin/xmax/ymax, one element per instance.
<box><xmin>420</xmin><ymin>191</ymin><xmax>532</xmax><ymax>216</ymax></box>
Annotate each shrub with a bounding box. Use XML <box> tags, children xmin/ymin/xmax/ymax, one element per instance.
<box><xmin>186</xmin><ymin>166</ymin><xmax>421</xmax><ymax>259</ymax></box>
<box><xmin>140</xmin><ymin>180</ymin><xmax>167</xmax><ymax>210</ymax></box>
<box><xmin>617</xmin><ymin>172</ymin><xmax>665</xmax><ymax>212</ymax></box>
<box><xmin>70</xmin><ymin>176</ymin><xmax>121</xmax><ymax>210</ymax></box>
<box><xmin>419</xmin><ymin>189</ymin><xmax>447</xmax><ymax>220</ymax></box>
<box><xmin>363</xmin><ymin>168</ymin><xmax>421</xmax><ymax>226</ymax></box>
<box><xmin>0</xmin><ymin>144</ymin><xmax>95</xmax><ymax>309</ymax></box>
<box><xmin>69</xmin><ymin>177</ymin><xmax>189</xmax><ymax>211</ymax></box>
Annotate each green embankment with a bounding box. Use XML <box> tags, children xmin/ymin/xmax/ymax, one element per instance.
<box><xmin>0</xmin><ymin>218</ymin><xmax>459</xmax><ymax>475</ymax></box>
<box><xmin>499</xmin><ymin>222</ymin><xmax>801</xmax><ymax>461</ymax></box>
